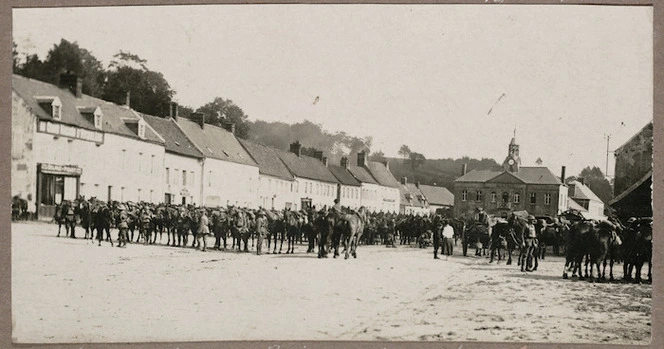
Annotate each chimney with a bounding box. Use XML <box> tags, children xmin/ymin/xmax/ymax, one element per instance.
<box><xmin>461</xmin><ymin>163</ymin><xmax>468</xmax><ymax>176</ymax></box>
<box><xmin>382</xmin><ymin>160</ymin><xmax>390</xmax><ymax>170</ymax></box>
<box><xmin>125</xmin><ymin>90</ymin><xmax>131</xmax><ymax>108</ymax></box>
<box><xmin>560</xmin><ymin>166</ymin><xmax>566</xmax><ymax>183</ymax></box>
<box><xmin>221</xmin><ymin>120</ymin><xmax>236</xmax><ymax>134</ymax></box>
<box><xmin>357</xmin><ymin>151</ymin><xmax>367</xmax><ymax>167</ymax></box>
<box><xmin>341</xmin><ymin>157</ymin><xmax>349</xmax><ymax>169</ymax></box>
<box><xmin>401</xmin><ymin>176</ymin><xmax>408</xmax><ymax>185</ymax></box>
<box><xmin>416</xmin><ymin>181</ymin><xmax>420</xmax><ymax>188</ymax></box>
<box><xmin>313</xmin><ymin>150</ymin><xmax>324</xmax><ymax>161</ymax></box>
<box><xmin>58</xmin><ymin>73</ymin><xmax>82</xmax><ymax>98</ymax></box>
<box><xmin>322</xmin><ymin>157</ymin><xmax>329</xmax><ymax>167</ymax></box>
<box><xmin>192</xmin><ymin>112</ymin><xmax>205</xmax><ymax>129</ymax></box>
<box><xmin>169</xmin><ymin>102</ymin><xmax>179</xmax><ymax>121</ymax></box>
<box><xmin>290</xmin><ymin>141</ymin><xmax>302</xmax><ymax>157</ymax></box>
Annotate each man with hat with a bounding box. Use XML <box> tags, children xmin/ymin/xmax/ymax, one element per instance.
<box><xmin>196</xmin><ymin>209</ymin><xmax>210</xmax><ymax>251</ymax></box>
<box><xmin>117</xmin><ymin>204</ymin><xmax>129</xmax><ymax>248</ymax></box>
<box><xmin>522</xmin><ymin>215</ymin><xmax>538</xmax><ymax>272</ymax></box>
<box><xmin>255</xmin><ymin>210</ymin><xmax>268</xmax><ymax>255</ymax></box>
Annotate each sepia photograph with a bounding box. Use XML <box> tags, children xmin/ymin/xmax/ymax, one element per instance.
<box><xmin>9</xmin><ymin>2</ymin><xmax>655</xmax><ymax>346</ymax></box>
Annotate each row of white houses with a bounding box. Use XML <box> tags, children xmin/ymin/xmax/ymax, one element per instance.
<box><xmin>12</xmin><ymin>74</ymin><xmax>419</xmax><ymax>218</ymax></box>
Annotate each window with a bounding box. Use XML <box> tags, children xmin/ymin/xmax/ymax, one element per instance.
<box><xmin>304</xmin><ymin>181</ymin><xmax>308</xmax><ymax>194</ymax></box>
<box><xmin>291</xmin><ymin>183</ymin><xmax>293</xmax><ymax>192</ymax></box>
<box><xmin>461</xmin><ymin>190</ymin><xmax>467</xmax><ymax>201</ymax></box>
<box><xmin>491</xmin><ymin>192</ymin><xmax>496</xmax><ymax>203</ymax></box>
<box><xmin>173</xmin><ymin>169</ymin><xmax>179</xmax><ymax>185</ymax></box>
<box><xmin>138</xmin><ymin>121</ymin><xmax>146</xmax><ymax>139</ymax></box>
<box><xmin>165</xmin><ymin>168</ymin><xmax>170</xmax><ymax>184</ymax></box>
<box><xmin>122</xmin><ymin>149</ymin><xmax>127</xmax><ymax>170</ymax></box>
<box><xmin>151</xmin><ymin>155</ymin><xmax>155</xmax><ymax>174</ymax></box>
<box><xmin>530</xmin><ymin>193</ymin><xmax>536</xmax><ymax>204</ymax></box>
<box><xmin>476</xmin><ymin>191</ymin><xmax>483</xmax><ymax>202</ymax></box>
<box><xmin>182</xmin><ymin>170</ymin><xmax>187</xmax><ymax>186</ymax></box>
<box><xmin>544</xmin><ymin>193</ymin><xmax>551</xmax><ymax>205</ymax></box>
<box><xmin>94</xmin><ymin>112</ymin><xmax>102</xmax><ymax>129</ymax></box>
<box><xmin>208</xmin><ymin>171</ymin><xmax>212</xmax><ymax>187</ymax></box>
<box><xmin>138</xmin><ymin>153</ymin><xmax>143</xmax><ymax>173</ymax></box>
<box><xmin>190</xmin><ymin>171</ymin><xmax>194</xmax><ymax>186</ymax></box>
<box><xmin>514</xmin><ymin>192</ymin><xmax>520</xmax><ymax>203</ymax></box>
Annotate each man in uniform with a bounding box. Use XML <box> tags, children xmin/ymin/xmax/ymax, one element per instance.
<box><xmin>117</xmin><ymin>204</ymin><xmax>129</xmax><ymax>248</ymax></box>
<box><xmin>255</xmin><ymin>210</ymin><xmax>268</xmax><ymax>255</ymax></box>
<box><xmin>522</xmin><ymin>215</ymin><xmax>538</xmax><ymax>272</ymax></box>
<box><xmin>196</xmin><ymin>209</ymin><xmax>210</xmax><ymax>252</ymax></box>
<box><xmin>432</xmin><ymin>216</ymin><xmax>443</xmax><ymax>259</ymax></box>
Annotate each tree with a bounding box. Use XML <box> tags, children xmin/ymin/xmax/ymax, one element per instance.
<box><xmin>103</xmin><ymin>51</ymin><xmax>175</xmax><ymax>116</ymax></box>
<box><xmin>369</xmin><ymin>150</ymin><xmax>387</xmax><ymax>162</ymax></box>
<box><xmin>567</xmin><ymin>166</ymin><xmax>613</xmax><ymax>204</ymax></box>
<box><xmin>398</xmin><ymin>144</ymin><xmax>411</xmax><ymax>160</ymax></box>
<box><xmin>408</xmin><ymin>152</ymin><xmax>426</xmax><ymax>170</ymax></box>
<box><xmin>42</xmin><ymin>39</ymin><xmax>106</xmax><ymax>97</ymax></box>
<box><xmin>195</xmin><ymin>97</ymin><xmax>251</xmax><ymax>139</ymax></box>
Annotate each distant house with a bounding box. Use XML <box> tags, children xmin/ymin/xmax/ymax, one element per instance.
<box><xmin>239</xmin><ymin>139</ymin><xmax>296</xmax><ymax>210</ymax></box>
<box><xmin>143</xmin><ymin>110</ymin><xmax>204</xmax><ymax>205</ymax></box>
<box><xmin>399</xmin><ymin>177</ymin><xmax>429</xmax><ymax>215</ymax></box>
<box><xmin>275</xmin><ymin>141</ymin><xmax>339</xmax><ymax>210</ymax></box>
<box><xmin>12</xmin><ymin>74</ymin><xmax>166</xmax><ymax>218</ymax></box>
<box><xmin>610</xmin><ymin>121</ymin><xmax>653</xmax><ymax>220</ymax></box>
<box><xmin>418</xmin><ymin>184</ymin><xmax>454</xmax><ymax>215</ymax></box>
<box><xmin>346</xmin><ymin>152</ymin><xmax>383</xmax><ymax>213</ymax></box>
<box><xmin>176</xmin><ymin>114</ymin><xmax>259</xmax><ymax>208</ymax></box>
<box><xmin>366</xmin><ymin>161</ymin><xmax>401</xmax><ymax>213</ymax></box>
<box><xmin>568</xmin><ymin>180</ymin><xmax>606</xmax><ymax>220</ymax></box>
<box><xmin>328</xmin><ymin>161</ymin><xmax>362</xmax><ymax>210</ymax></box>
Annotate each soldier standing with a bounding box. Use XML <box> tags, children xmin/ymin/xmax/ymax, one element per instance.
<box><xmin>433</xmin><ymin>217</ymin><xmax>443</xmax><ymax>259</ymax></box>
<box><xmin>523</xmin><ymin>215</ymin><xmax>538</xmax><ymax>272</ymax></box>
<box><xmin>197</xmin><ymin>209</ymin><xmax>209</xmax><ymax>252</ymax></box>
<box><xmin>255</xmin><ymin>211</ymin><xmax>268</xmax><ymax>255</ymax></box>
<box><xmin>117</xmin><ymin>205</ymin><xmax>129</xmax><ymax>248</ymax></box>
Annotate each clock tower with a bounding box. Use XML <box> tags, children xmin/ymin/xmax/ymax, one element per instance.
<box><xmin>502</xmin><ymin>136</ymin><xmax>521</xmax><ymax>173</ymax></box>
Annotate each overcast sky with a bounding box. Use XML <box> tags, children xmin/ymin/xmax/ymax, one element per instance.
<box><xmin>13</xmin><ymin>4</ymin><xmax>653</xmax><ymax>178</ymax></box>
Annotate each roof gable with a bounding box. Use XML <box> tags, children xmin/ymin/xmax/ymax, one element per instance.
<box><xmin>275</xmin><ymin>149</ymin><xmax>338</xmax><ymax>183</ymax></box>
<box><xmin>366</xmin><ymin>162</ymin><xmax>400</xmax><ymax>188</ymax></box>
<box><xmin>177</xmin><ymin>118</ymin><xmax>257</xmax><ymax>167</ymax></box>
<box><xmin>418</xmin><ymin>184</ymin><xmax>454</xmax><ymax>206</ymax></box>
<box><xmin>239</xmin><ymin>139</ymin><xmax>294</xmax><ymax>181</ymax></box>
<box><xmin>569</xmin><ymin>180</ymin><xmax>604</xmax><ymax>203</ymax></box>
<box><xmin>142</xmin><ymin>114</ymin><xmax>203</xmax><ymax>159</ymax></box>
<box><xmin>487</xmin><ymin>171</ymin><xmax>526</xmax><ymax>184</ymax></box>
<box><xmin>347</xmin><ymin>165</ymin><xmax>378</xmax><ymax>184</ymax></box>
<box><xmin>328</xmin><ymin>165</ymin><xmax>361</xmax><ymax>186</ymax></box>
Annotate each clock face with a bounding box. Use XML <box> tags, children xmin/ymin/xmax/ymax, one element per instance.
<box><xmin>508</xmin><ymin>159</ymin><xmax>515</xmax><ymax>165</ymax></box>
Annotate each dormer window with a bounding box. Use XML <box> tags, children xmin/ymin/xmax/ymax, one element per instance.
<box><xmin>35</xmin><ymin>96</ymin><xmax>62</xmax><ymax>120</ymax></box>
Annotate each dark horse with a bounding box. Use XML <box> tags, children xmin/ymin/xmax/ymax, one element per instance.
<box><xmin>465</xmin><ymin>221</ymin><xmax>490</xmax><ymax>257</ymax></box>
<box><xmin>283</xmin><ymin>210</ymin><xmax>301</xmax><ymax>254</ymax></box>
<box><xmin>489</xmin><ymin>221</ymin><xmax>510</xmax><ymax>263</ymax></box>
<box><xmin>622</xmin><ymin>218</ymin><xmax>652</xmax><ymax>283</ymax></box>
<box><xmin>11</xmin><ymin>196</ymin><xmax>28</xmax><ymax>221</ymax></box>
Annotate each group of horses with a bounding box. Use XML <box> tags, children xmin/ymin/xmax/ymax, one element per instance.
<box><xmin>11</xmin><ymin>196</ymin><xmax>29</xmax><ymax>221</ymax></box>
<box><xmin>53</xmin><ymin>197</ymin><xmax>371</xmax><ymax>260</ymax></box>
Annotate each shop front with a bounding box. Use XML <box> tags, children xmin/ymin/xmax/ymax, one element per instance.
<box><xmin>36</xmin><ymin>163</ymin><xmax>82</xmax><ymax>219</ymax></box>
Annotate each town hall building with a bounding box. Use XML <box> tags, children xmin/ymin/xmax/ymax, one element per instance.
<box><xmin>453</xmin><ymin>137</ymin><xmax>568</xmax><ymax>219</ymax></box>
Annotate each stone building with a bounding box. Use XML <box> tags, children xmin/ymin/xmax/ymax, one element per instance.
<box><xmin>453</xmin><ymin>137</ymin><xmax>567</xmax><ymax>218</ymax></box>
<box><xmin>239</xmin><ymin>139</ymin><xmax>296</xmax><ymax>210</ymax></box>
<box><xmin>609</xmin><ymin>121</ymin><xmax>653</xmax><ymax>219</ymax></box>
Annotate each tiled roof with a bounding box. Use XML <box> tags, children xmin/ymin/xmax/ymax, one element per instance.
<box><xmin>569</xmin><ymin>180</ymin><xmax>604</xmax><ymax>203</ymax></box>
<box><xmin>516</xmin><ymin>167</ymin><xmax>563</xmax><ymax>185</ymax></box>
<box><xmin>142</xmin><ymin>114</ymin><xmax>203</xmax><ymax>159</ymax></box>
<box><xmin>347</xmin><ymin>165</ymin><xmax>379</xmax><ymax>184</ymax></box>
<box><xmin>418</xmin><ymin>184</ymin><xmax>454</xmax><ymax>206</ymax></box>
<box><xmin>239</xmin><ymin>139</ymin><xmax>294</xmax><ymax>181</ymax></box>
<box><xmin>400</xmin><ymin>183</ymin><xmax>428</xmax><ymax>208</ymax></box>
<box><xmin>328</xmin><ymin>165</ymin><xmax>361</xmax><ymax>186</ymax></box>
<box><xmin>275</xmin><ymin>149</ymin><xmax>339</xmax><ymax>183</ymax></box>
<box><xmin>366</xmin><ymin>162</ymin><xmax>400</xmax><ymax>188</ymax></box>
<box><xmin>176</xmin><ymin>118</ymin><xmax>257</xmax><ymax>167</ymax></box>
<box><xmin>455</xmin><ymin>167</ymin><xmax>562</xmax><ymax>185</ymax></box>
<box><xmin>12</xmin><ymin>74</ymin><xmax>164</xmax><ymax>144</ymax></box>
